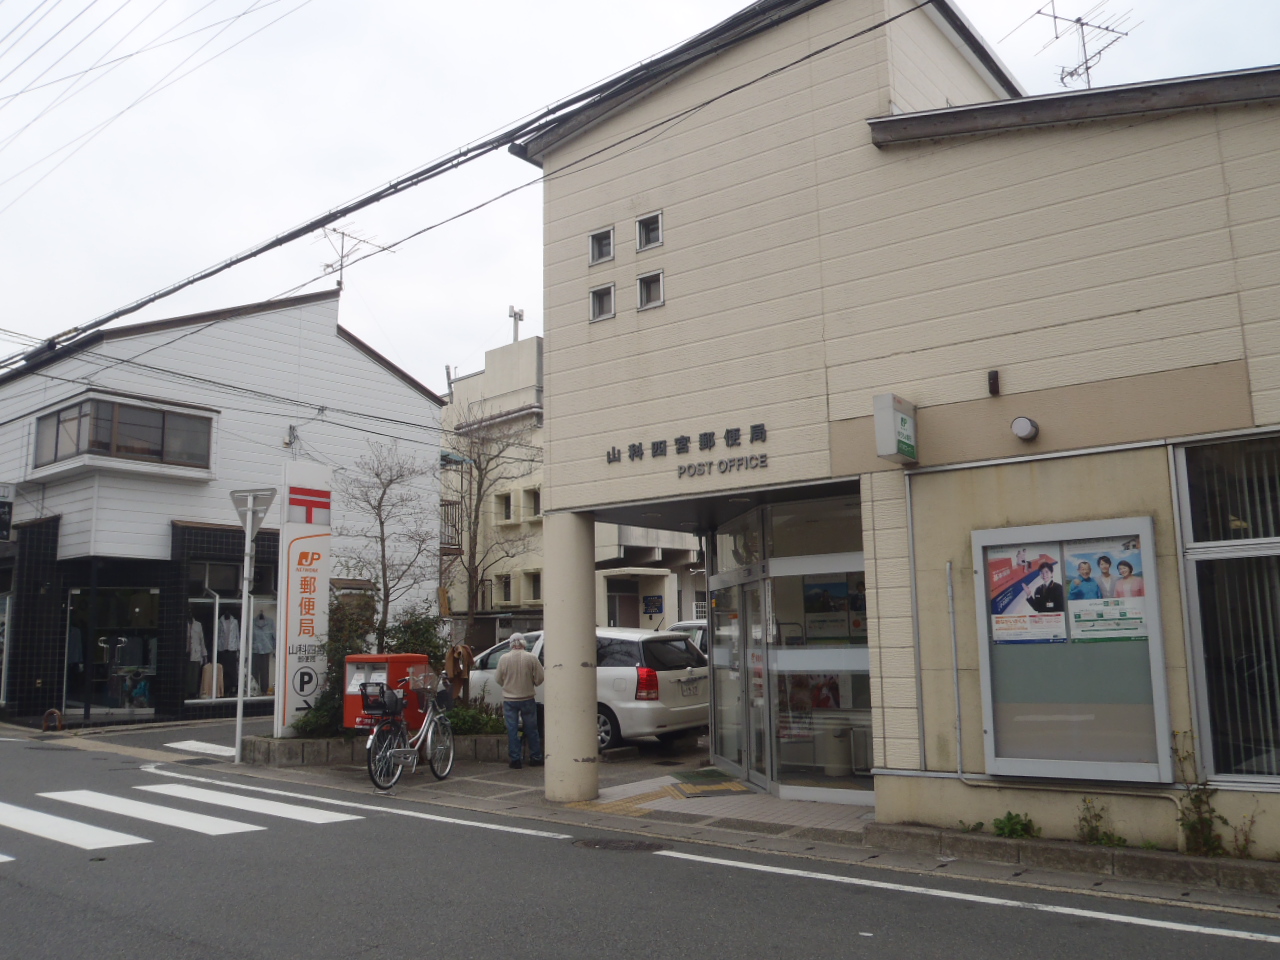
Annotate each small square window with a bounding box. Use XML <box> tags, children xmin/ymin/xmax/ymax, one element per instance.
<box><xmin>497</xmin><ymin>493</ymin><xmax>513</xmax><ymax>521</ymax></box>
<box><xmin>528</xmin><ymin>572</ymin><xmax>542</xmax><ymax>602</ymax></box>
<box><xmin>589</xmin><ymin>228</ymin><xmax>613</xmax><ymax>264</ymax></box>
<box><xmin>498</xmin><ymin>574</ymin><xmax>512</xmax><ymax>603</ymax></box>
<box><xmin>637</xmin><ymin>212</ymin><xmax>662</xmax><ymax>251</ymax></box>
<box><xmin>638</xmin><ymin>272</ymin><xmax>664</xmax><ymax>310</ymax></box>
<box><xmin>590</xmin><ymin>285</ymin><xmax>615</xmax><ymax>322</ymax></box>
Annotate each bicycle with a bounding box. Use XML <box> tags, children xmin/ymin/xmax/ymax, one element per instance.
<box><xmin>361</xmin><ymin>667</ymin><xmax>454</xmax><ymax>790</ymax></box>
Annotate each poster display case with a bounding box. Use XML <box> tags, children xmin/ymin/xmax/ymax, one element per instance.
<box><xmin>972</xmin><ymin>517</ymin><xmax>1173</xmax><ymax>783</ymax></box>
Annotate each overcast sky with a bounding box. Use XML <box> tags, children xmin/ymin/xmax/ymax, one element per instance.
<box><xmin>0</xmin><ymin>0</ymin><xmax>1275</xmax><ymax>395</ymax></box>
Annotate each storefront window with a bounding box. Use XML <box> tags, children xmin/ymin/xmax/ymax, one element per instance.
<box><xmin>184</xmin><ymin>562</ymin><xmax>277</xmax><ymax>702</ymax></box>
<box><xmin>770</xmin><ymin>573</ymin><xmax>871</xmax><ymax>787</ymax></box>
<box><xmin>768</xmin><ymin>498</ymin><xmax>863</xmax><ymax>558</ymax></box>
<box><xmin>66</xmin><ymin>588</ymin><xmax>160</xmax><ymax>715</ymax></box>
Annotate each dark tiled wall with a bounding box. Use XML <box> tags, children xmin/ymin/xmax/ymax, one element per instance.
<box><xmin>6</xmin><ymin>517</ymin><xmax>61</xmax><ymax>717</ymax></box>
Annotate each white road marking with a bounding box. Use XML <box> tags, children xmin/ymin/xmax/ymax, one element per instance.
<box><xmin>0</xmin><ymin>737</ymin><xmax>26</xmax><ymax>741</ymax></box>
<box><xmin>41</xmin><ymin>790</ymin><xmax>265</xmax><ymax>836</ymax></box>
<box><xmin>136</xmin><ymin>784</ymin><xmax>362</xmax><ymax>823</ymax></box>
<box><xmin>656</xmin><ymin>851</ymin><xmax>1280</xmax><ymax>945</ymax></box>
<box><xmin>0</xmin><ymin>853</ymin><xmax>13</xmax><ymax>862</ymax></box>
<box><xmin>0</xmin><ymin>800</ymin><xmax>150</xmax><ymax>850</ymax></box>
<box><xmin>164</xmin><ymin>740</ymin><xmax>236</xmax><ymax>757</ymax></box>
<box><xmin>139</xmin><ymin>763</ymin><xmax>573</xmax><ymax>839</ymax></box>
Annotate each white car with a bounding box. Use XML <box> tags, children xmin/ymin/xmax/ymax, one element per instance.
<box><xmin>469</xmin><ymin>628</ymin><xmax>709</xmax><ymax>749</ymax></box>
<box><xmin>667</xmin><ymin>620</ymin><xmax>708</xmax><ymax>656</ymax></box>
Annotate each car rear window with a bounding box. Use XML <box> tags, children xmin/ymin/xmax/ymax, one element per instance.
<box><xmin>597</xmin><ymin>637</ymin><xmax>643</xmax><ymax>667</ymax></box>
<box><xmin>643</xmin><ymin>637</ymin><xmax>704</xmax><ymax>670</ymax></box>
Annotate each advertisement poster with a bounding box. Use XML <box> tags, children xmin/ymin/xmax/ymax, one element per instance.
<box><xmin>1063</xmin><ymin>535</ymin><xmax>1148</xmax><ymax>642</ymax></box>
<box><xmin>803</xmin><ymin>576</ymin><xmax>850</xmax><ymax>639</ymax></box>
<box><xmin>986</xmin><ymin>541</ymin><xmax>1068</xmax><ymax>643</ymax></box>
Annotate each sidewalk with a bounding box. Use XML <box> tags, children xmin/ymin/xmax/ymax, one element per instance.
<box><xmin>12</xmin><ymin>719</ymin><xmax>1280</xmax><ymax>921</ymax></box>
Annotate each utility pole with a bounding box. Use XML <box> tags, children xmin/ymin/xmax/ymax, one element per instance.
<box><xmin>230</xmin><ymin>488</ymin><xmax>276</xmax><ymax>762</ymax></box>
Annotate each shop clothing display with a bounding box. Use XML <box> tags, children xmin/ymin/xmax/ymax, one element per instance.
<box><xmin>217</xmin><ymin>615</ymin><xmax>241</xmax><ymax>652</ymax></box>
<box><xmin>188</xmin><ymin>620</ymin><xmax>206</xmax><ymax>662</ymax></box>
<box><xmin>200</xmin><ymin>662</ymin><xmax>224</xmax><ymax>698</ymax></box>
<box><xmin>252</xmin><ymin>613</ymin><xmax>276</xmax><ymax>654</ymax></box>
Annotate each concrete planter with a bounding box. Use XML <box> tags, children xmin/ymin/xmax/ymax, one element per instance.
<box><xmin>241</xmin><ymin>733</ymin><xmax>509</xmax><ymax>767</ymax></box>
<box><xmin>867</xmin><ymin>823</ymin><xmax>1280</xmax><ymax>895</ymax></box>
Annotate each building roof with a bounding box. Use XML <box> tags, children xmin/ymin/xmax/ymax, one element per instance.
<box><xmin>868</xmin><ymin>64</ymin><xmax>1280</xmax><ymax>146</ymax></box>
<box><xmin>0</xmin><ymin>288</ymin><xmax>444</xmax><ymax>407</ymax></box>
<box><xmin>510</xmin><ymin>0</ymin><xmax>1021</xmax><ymax>166</ymax></box>
<box><xmin>0</xmin><ymin>289</ymin><xmax>341</xmax><ymax>391</ymax></box>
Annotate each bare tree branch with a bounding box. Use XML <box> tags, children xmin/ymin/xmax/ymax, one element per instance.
<box><xmin>333</xmin><ymin>442</ymin><xmax>439</xmax><ymax>652</ymax></box>
<box><xmin>441</xmin><ymin>401</ymin><xmax>540</xmax><ymax>645</ymax></box>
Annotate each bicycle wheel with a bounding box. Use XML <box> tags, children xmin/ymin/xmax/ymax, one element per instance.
<box><xmin>426</xmin><ymin>716</ymin><xmax>454</xmax><ymax>780</ymax></box>
<box><xmin>367</xmin><ymin>720</ymin><xmax>407</xmax><ymax>790</ymax></box>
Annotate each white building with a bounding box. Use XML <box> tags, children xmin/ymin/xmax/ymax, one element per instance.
<box><xmin>0</xmin><ymin>290</ymin><xmax>443</xmax><ymax>725</ymax></box>
<box><xmin>443</xmin><ymin>334</ymin><xmax>703</xmax><ymax>649</ymax></box>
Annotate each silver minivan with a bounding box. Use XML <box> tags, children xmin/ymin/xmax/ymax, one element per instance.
<box><xmin>469</xmin><ymin>628</ymin><xmax>709</xmax><ymax>748</ymax></box>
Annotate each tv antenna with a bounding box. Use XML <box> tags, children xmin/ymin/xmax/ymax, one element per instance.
<box><xmin>1003</xmin><ymin>2</ymin><xmax>1140</xmax><ymax>89</ymax></box>
<box><xmin>316</xmin><ymin>223</ymin><xmax>395</xmax><ymax>290</ymax></box>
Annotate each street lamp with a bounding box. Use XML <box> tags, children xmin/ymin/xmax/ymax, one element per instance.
<box><xmin>230</xmin><ymin>488</ymin><xmax>276</xmax><ymax>763</ymax></box>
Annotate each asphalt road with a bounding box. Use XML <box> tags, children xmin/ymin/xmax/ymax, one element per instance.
<box><xmin>3</xmin><ymin>736</ymin><xmax>1280</xmax><ymax>960</ymax></box>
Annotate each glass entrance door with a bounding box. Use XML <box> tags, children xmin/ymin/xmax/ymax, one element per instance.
<box><xmin>710</xmin><ymin>581</ymin><xmax>771</xmax><ymax>784</ymax></box>
<box><xmin>710</xmin><ymin>586</ymin><xmax>744</xmax><ymax>771</ymax></box>
<box><xmin>743</xmin><ymin>582</ymin><xmax>770</xmax><ymax>786</ymax></box>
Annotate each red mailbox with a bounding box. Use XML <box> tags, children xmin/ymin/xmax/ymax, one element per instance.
<box><xmin>344</xmin><ymin>653</ymin><xmax>434</xmax><ymax>732</ymax></box>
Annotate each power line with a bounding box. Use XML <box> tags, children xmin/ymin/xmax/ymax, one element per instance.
<box><xmin>0</xmin><ymin>0</ymin><xmax>66</xmax><ymax>67</ymax></box>
<box><xmin>0</xmin><ymin>0</ymin><xmax>172</xmax><ymax>154</ymax></box>
<box><xmin>0</xmin><ymin>0</ymin><xmax>857</xmax><ymax>361</ymax></box>
<box><xmin>0</xmin><ymin>0</ymin><xmax>102</xmax><ymax>89</ymax></box>
<box><xmin>0</xmin><ymin>0</ymin><xmax>314</xmax><ymax>215</ymax></box>
<box><xmin>0</xmin><ymin>0</ymin><xmax>296</xmax><ymax>108</ymax></box>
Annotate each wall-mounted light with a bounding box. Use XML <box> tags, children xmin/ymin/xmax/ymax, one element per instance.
<box><xmin>1011</xmin><ymin>417</ymin><xmax>1039</xmax><ymax>441</ymax></box>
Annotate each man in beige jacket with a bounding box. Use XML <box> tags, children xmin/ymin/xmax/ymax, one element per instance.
<box><xmin>496</xmin><ymin>634</ymin><xmax>544</xmax><ymax>769</ymax></box>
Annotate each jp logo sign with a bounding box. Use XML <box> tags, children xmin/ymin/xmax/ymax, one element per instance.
<box><xmin>297</xmin><ymin>551</ymin><xmax>322</xmax><ymax>566</ymax></box>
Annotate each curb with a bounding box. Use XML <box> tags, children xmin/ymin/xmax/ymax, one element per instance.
<box><xmin>240</xmin><ymin>733</ymin><xmax>510</xmax><ymax>767</ymax></box>
<box><xmin>865</xmin><ymin>823</ymin><xmax>1280</xmax><ymax>897</ymax></box>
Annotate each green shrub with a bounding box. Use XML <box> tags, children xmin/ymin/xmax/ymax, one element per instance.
<box><xmin>992</xmin><ymin>811</ymin><xmax>1041</xmax><ymax>839</ymax></box>
<box><xmin>290</xmin><ymin>597</ymin><xmax>374</xmax><ymax>739</ymax></box>
<box><xmin>446</xmin><ymin>705</ymin><xmax>506</xmax><ymax>736</ymax></box>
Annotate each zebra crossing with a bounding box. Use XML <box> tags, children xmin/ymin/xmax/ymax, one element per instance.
<box><xmin>0</xmin><ymin>781</ymin><xmax>363</xmax><ymax>860</ymax></box>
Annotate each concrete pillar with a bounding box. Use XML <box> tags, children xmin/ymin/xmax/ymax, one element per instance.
<box><xmin>543</xmin><ymin>510</ymin><xmax>598</xmax><ymax>802</ymax></box>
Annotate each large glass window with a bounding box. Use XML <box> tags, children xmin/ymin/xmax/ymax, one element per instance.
<box><xmin>34</xmin><ymin>400</ymin><xmax>211</xmax><ymax>469</ymax></box>
<box><xmin>65</xmin><ymin>587</ymin><xmax>160</xmax><ymax>717</ymax></box>
<box><xmin>716</xmin><ymin>511</ymin><xmax>763</xmax><ymax>571</ymax></box>
<box><xmin>770</xmin><ymin>573</ymin><xmax>871</xmax><ymax>788</ymax></box>
<box><xmin>1184</xmin><ymin>438</ymin><xmax>1280</xmax><ymax>777</ymax></box>
<box><xmin>769</xmin><ymin>498</ymin><xmax>863</xmax><ymax>558</ymax></box>
<box><xmin>183</xmin><ymin>562</ymin><xmax>277</xmax><ymax>702</ymax></box>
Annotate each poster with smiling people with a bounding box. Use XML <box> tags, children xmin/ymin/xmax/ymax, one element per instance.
<box><xmin>1062</xmin><ymin>535</ymin><xmax>1148</xmax><ymax>643</ymax></box>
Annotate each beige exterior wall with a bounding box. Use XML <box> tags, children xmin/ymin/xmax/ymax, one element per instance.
<box><xmin>862</xmin><ymin>468</ymin><xmax>918</xmax><ymax>770</ymax></box>
<box><xmin>532</xmin><ymin>0</ymin><xmax>1280</xmax><ymax>839</ymax></box>
<box><xmin>540</xmin><ymin>0</ymin><xmax>1007</xmax><ymax>515</ymax></box>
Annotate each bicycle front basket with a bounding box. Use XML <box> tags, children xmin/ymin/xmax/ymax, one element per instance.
<box><xmin>360</xmin><ymin>682</ymin><xmax>403</xmax><ymax>717</ymax></box>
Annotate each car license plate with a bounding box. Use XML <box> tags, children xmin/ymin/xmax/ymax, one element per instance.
<box><xmin>681</xmin><ymin>682</ymin><xmax>699</xmax><ymax>697</ymax></box>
